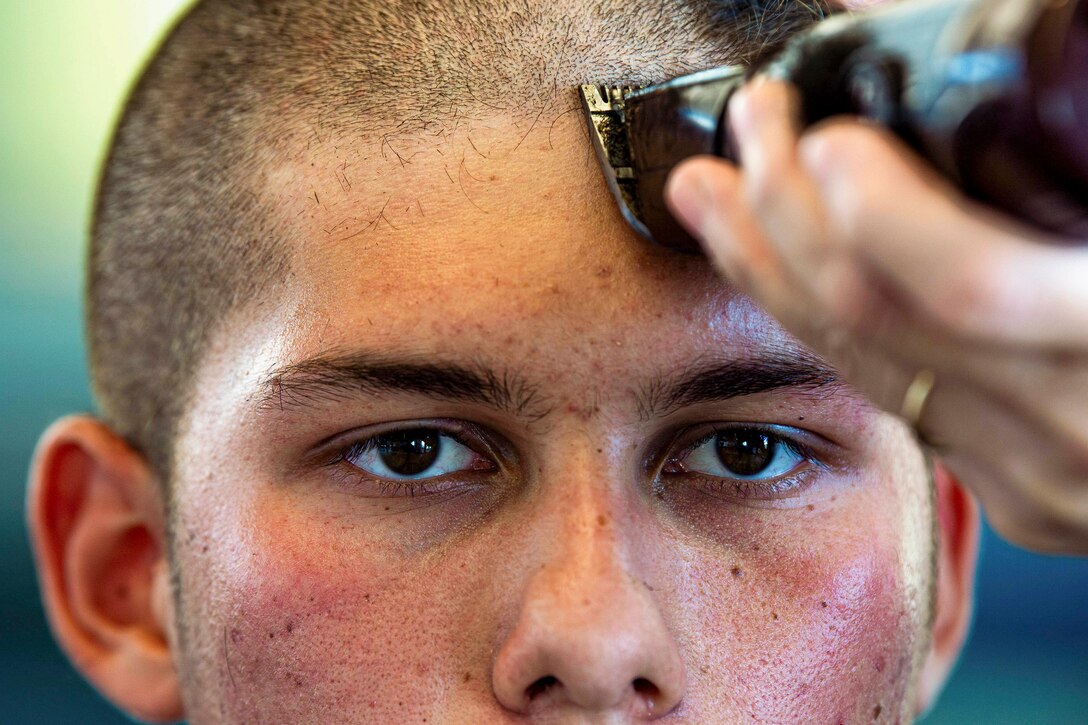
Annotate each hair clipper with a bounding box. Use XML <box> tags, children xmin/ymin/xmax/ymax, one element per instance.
<box><xmin>580</xmin><ymin>0</ymin><xmax>1088</xmax><ymax>252</ymax></box>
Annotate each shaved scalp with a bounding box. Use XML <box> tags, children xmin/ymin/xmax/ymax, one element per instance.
<box><xmin>89</xmin><ymin>0</ymin><xmax>829</xmax><ymax>481</ymax></box>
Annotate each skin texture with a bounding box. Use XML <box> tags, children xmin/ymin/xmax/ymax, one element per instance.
<box><xmin>164</xmin><ymin>104</ymin><xmax>935</xmax><ymax>723</ymax></box>
<box><xmin>27</xmin><ymin>91</ymin><xmax>981</xmax><ymax>724</ymax></box>
<box><xmin>666</xmin><ymin>80</ymin><xmax>1088</xmax><ymax>553</ymax></box>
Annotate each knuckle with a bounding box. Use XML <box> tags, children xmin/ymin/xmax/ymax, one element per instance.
<box><xmin>817</xmin><ymin>261</ymin><xmax>876</xmax><ymax>331</ymax></box>
<box><xmin>927</xmin><ymin>254</ymin><xmax>1020</xmax><ymax>336</ymax></box>
<box><xmin>743</xmin><ymin>164</ymin><xmax>789</xmax><ymax>214</ymax></box>
<box><xmin>803</xmin><ymin>122</ymin><xmax>888</xmax><ymax>180</ymax></box>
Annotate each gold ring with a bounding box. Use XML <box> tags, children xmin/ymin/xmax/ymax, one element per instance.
<box><xmin>900</xmin><ymin>369</ymin><xmax>936</xmax><ymax>436</ymax></box>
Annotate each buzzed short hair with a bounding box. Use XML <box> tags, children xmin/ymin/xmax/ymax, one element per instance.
<box><xmin>89</xmin><ymin>0</ymin><xmax>828</xmax><ymax>482</ymax></box>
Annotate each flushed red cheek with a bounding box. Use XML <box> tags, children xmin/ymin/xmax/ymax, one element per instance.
<box><xmin>687</xmin><ymin>541</ymin><xmax>916</xmax><ymax>722</ymax></box>
<box><xmin>207</xmin><ymin>509</ymin><xmax>474</xmax><ymax>724</ymax></box>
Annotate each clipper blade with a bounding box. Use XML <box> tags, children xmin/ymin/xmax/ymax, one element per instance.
<box><xmin>580</xmin><ymin>67</ymin><xmax>746</xmax><ymax>252</ymax></box>
<box><xmin>578</xmin><ymin>84</ymin><xmax>651</xmax><ymax>240</ymax></box>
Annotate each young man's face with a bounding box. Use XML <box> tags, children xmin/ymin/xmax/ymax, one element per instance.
<box><xmin>164</xmin><ymin>105</ymin><xmax>943</xmax><ymax>723</ymax></box>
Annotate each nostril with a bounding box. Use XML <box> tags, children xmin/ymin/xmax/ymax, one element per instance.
<box><xmin>525</xmin><ymin>675</ymin><xmax>560</xmax><ymax>701</ymax></box>
<box><xmin>633</xmin><ymin>677</ymin><xmax>660</xmax><ymax>699</ymax></box>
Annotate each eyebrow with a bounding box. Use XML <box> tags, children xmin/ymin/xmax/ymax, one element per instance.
<box><xmin>260</xmin><ymin>352</ymin><xmax>552</xmax><ymax>420</ymax></box>
<box><xmin>260</xmin><ymin>345</ymin><xmax>843</xmax><ymax>422</ymax></box>
<box><xmin>636</xmin><ymin>348</ymin><xmax>843</xmax><ymax>420</ymax></box>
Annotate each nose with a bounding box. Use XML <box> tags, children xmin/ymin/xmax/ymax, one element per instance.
<box><xmin>491</xmin><ymin>488</ymin><xmax>685</xmax><ymax>718</ymax></box>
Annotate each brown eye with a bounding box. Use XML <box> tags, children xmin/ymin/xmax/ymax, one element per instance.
<box><xmin>669</xmin><ymin>427</ymin><xmax>805</xmax><ymax>482</ymax></box>
<box><xmin>376</xmin><ymin>430</ymin><xmax>440</xmax><ymax>475</ymax></box>
<box><xmin>716</xmin><ymin>430</ymin><xmax>775</xmax><ymax>476</ymax></box>
<box><xmin>343</xmin><ymin>426</ymin><xmax>491</xmax><ymax>483</ymax></box>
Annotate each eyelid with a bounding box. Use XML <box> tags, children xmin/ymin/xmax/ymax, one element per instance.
<box><xmin>667</xmin><ymin>423</ymin><xmax>823</xmax><ymax>466</ymax></box>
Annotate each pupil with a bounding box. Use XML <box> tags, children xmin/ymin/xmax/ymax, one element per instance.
<box><xmin>716</xmin><ymin>430</ymin><xmax>775</xmax><ymax>476</ymax></box>
<box><xmin>377</xmin><ymin>430</ymin><xmax>440</xmax><ymax>475</ymax></box>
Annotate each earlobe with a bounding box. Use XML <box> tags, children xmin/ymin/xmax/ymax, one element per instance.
<box><xmin>914</xmin><ymin>458</ymin><xmax>981</xmax><ymax>715</ymax></box>
<box><xmin>27</xmin><ymin>416</ymin><xmax>184</xmax><ymax>723</ymax></box>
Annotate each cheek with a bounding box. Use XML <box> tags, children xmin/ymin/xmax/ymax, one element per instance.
<box><xmin>683</xmin><ymin>528</ymin><xmax>921</xmax><ymax>722</ymax></box>
<box><xmin>190</xmin><ymin>498</ymin><xmax>489</xmax><ymax>724</ymax></box>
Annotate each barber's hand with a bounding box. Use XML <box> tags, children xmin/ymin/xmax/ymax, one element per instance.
<box><xmin>666</xmin><ymin>79</ymin><xmax>1088</xmax><ymax>554</ymax></box>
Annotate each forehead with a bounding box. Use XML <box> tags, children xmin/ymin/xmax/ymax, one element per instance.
<box><xmin>258</xmin><ymin>100</ymin><xmax>799</xmax><ymax>377</ymax></box>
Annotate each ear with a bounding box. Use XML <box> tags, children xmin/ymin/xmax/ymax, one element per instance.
<box><xmin>914</xmin><ymin>458</ymin><xmax>981</xmax><ymax>715</ymax></box>
<box><xmin>26</xmin><ymin>416</ymin><xmax>183</xmax><ymax>723</ymax></box>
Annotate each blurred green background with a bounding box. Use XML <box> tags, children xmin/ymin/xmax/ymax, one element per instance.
<box><xmin>1</xmin><ymin>1</ymin><xmax>1085</xmax><ymax>722</ymax></box>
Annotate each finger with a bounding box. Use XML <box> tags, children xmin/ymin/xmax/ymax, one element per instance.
<box><xmin>927</xmin><ymin>380</ymin><xmax>1088</xmax><ymax>554</ymax></box>
<box><xmin>850</xmin><ymin>311</ymin><xmax>1088</xmax><ymax>468</ymax></box>
<box><xmin>666</xmin><ymin>156</ymin><xmax>802</xmax><ymax>315</ymax></box>
<box><xmin>800</xmin><ymin>121</ymin><xmax>1088</xmax><ymax>348</ymax></box>
<box><xmin>728</xmin><ymin>80</ymin><xmax>841</xmax><ymax>293</ymax></box>
<box><xmin>671</xmin><ymin>154</ymin><xmax>850</xmax><ymax>333</ymax></box>
<box><xmin>728</xmin><ymin>79</ymin><xmax>800</xmax><ymax>189</ymax></box>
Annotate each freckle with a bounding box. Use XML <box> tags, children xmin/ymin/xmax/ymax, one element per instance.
<box><xmin>596</xmin><ymin>448</ymin><xmax>603</xmax><ymax>453</ymax></box>
<box><xmin>821</xmin><ymin>600</ymin><xmax>828</xmax><ymax>608</ymax></box>
<box><xmin>806</xmin><ymin>504</ymin><xmax>815</xmax><ymax>511</ymax></box>
<box><xmin>731</xmin><ymin>566</ymin><xmax>743</xmax><ymax>578</ymax></box>
<box><xmin>872</xmin><ymin>704</ymin><xmax>882</xmax><ymax>719</ymax></box>
<box><xmin>285</xmin><ymin>620</ymin><xmax>294</xmax><ymax>633</ymax></box>
<box><xmin>597</xmin><ymin>515</ymin><xmax>607</xmax><ymax>527</ymax></box>
<box><xmin>463</xmin><ymin>672</ymin><xmax>472</xmax><ymax>683</ymax></box>
<box><xmin>771</xmin><ymin>611</ymin><xmax>779</xmax><ymax>620</ymax></box>
<box><xmin>798</xmin><ymin>416</ymin><xmax>805</xmax><ymax>421</ymax></box>
<box><xmin>269</xmin><ymin>632</ymin><xmax>275</xmax><ymax>639</ymax></box>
